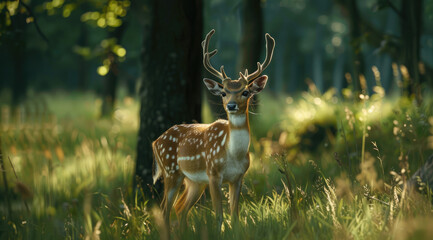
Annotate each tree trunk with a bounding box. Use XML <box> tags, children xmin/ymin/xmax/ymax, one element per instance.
<box><xmin>313</xmin><ymin>23</ymin><xmax>324</xmax><ymax>93</ymax></box>
<box><xmin>101</xmin><ymin>23</ymin><xmax>127</xmax><ymax>118</ymax></box>
<box><xmin>10</xmin><ymin>12</ymin><xmax>27</xmax><ymax>108</ymax></box>
<box><xmin>333</xmin><ymin>52</ymin><xmax>345</xmax><ymax>95</ymax></box>
<box><xmin>239</xmin><ymin>0</ymin><xmax>263</xmax><ymax>75</ymax></box>
<box><xmin>77</xmin><ymin>24</ymin><xmax>88</xmax><ymax>90</ymax></box>
<box><xmin>239</xmin><ymin>0</ymin><xmax>263</xmax><ymax>109</ymax></box>
<box><xmin>400</xmin><ymin>0</ymin><xmax>423</xmax><ymax>105</ymax></box>
<box><xmin>347</xmin><ymin>0</ymin><xmax>364</xmax><ymax>95</ymax></box>
<box><xmin>135</xmin><ymin>0</ymin><xmax>203</xmax><ymax>199</ymax></box>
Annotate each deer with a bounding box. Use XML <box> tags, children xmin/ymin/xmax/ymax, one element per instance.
<box><xmin>152</xmin><ymin>29</ymin><xmax>275</xmax><ymax>228</ymax></box>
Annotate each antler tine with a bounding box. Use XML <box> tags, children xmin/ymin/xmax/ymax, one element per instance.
<box><xmin>239</xmin><ymin>72</ymin><xmax>247</xmax><ymax>82</ymax></box>
<box><xmin>247</xmin><ymin>33</ymin><xmax>275</xmax><ymax>84</ymax></box>
<box><xmin>220</xmin><ymin>66</ymin><xmax>228</xmax><ymax>79</ymax></box>
<box><xmin>202</xmin><ymin>29</ymin><xmax>225</xmax><ymax>81</ymax></box>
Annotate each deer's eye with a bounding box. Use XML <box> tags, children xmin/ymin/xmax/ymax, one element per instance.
<box><xmin>242</xmin><ymin>91</ymin><xmax>249</xmax><ymax>97</ymax></box>
<box><xmin>221</xmin><ymin>92</ymin><xmax>226</xmax><ymax>97</ymax></box>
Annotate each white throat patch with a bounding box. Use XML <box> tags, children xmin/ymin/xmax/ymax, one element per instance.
<box><xmin>229</xmin><ymin>115</ymin><xmax>246</xmax><ymax>127</ymax></box>
<box><xmin>228</xmin><ymin>129</ymin><xmax>250</xmax><ymax>156</ymax></box>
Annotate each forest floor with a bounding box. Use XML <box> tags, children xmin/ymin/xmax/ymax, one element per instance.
<box><xmin>1</xmin><ymin>89</ymin><xmax>433</xmax><ymax>239</ymax></box>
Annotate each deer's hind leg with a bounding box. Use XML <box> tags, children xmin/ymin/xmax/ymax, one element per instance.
<box><xmin>174</xmin><ymin>178</ymin><xmax>206</xmax><ymax>225</ymax></box>
<box><xmin>161</xmin><ymin>173</ymin><xmax>184</xmax><ymax>226</ymax></box>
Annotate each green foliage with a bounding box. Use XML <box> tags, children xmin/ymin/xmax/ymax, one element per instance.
<box><xmin>1</xmin><ymin>91</ymin><xmax>433</xmax><ymax>239</ymax></box>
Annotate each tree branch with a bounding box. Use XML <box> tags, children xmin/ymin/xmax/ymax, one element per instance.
<box><xmin>19</xmin><ymin>0</ymin><xmax>49</xmax><ymax>44</ymax></box>
<box><xmin>386</xmin><ymin>0</ymin><xmax>404</xmax><ymax>19</ymax></box>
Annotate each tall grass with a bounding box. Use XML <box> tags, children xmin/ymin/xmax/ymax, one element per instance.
<box><xmin>0</xmin><ymin>88</ymin><xmax>433</xmax><ymax>239</ymax></box>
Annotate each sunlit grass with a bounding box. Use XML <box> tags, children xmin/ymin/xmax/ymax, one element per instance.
<box><xmin>1</xmin><ymin>89</ymin><xmax>433</xmax><ymax>239</ymax></box>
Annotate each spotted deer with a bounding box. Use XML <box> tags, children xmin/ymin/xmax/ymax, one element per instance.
<box><xmin>152</xmin><ymin>29</ymin><xmax>275</xmax><ymax>227</ymax></box>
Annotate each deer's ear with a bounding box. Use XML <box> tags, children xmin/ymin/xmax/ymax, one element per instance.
<box><xmin>248</xmin><ymin>75</ymin><xmax>268</xmax><ymax>94</ymax></box>
<box><xmin>203</xmin><ymin>78</ymin><xmax>224</xmax><ymax>96</ymax></box>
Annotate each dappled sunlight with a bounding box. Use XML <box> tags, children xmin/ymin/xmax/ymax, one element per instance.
<box><xmin>1</xmin><ymin>90</ymin><xmax>433</xmax><ymax>239</ymax></box>
<box><xmin>0</xmin><ymin>92</ymin><xmax>138</xmax><ymax>220</ymax></box>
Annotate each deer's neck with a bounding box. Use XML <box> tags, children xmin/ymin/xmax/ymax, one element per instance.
<box><xmin>227</xmin><ymin>112</ymin><xmax>250</xmax><ymax>158</ymax></box>
<box><xmin>228</xmin><ymin>113</ymin><xmax>249</xmax><ymax>130</ymax></box>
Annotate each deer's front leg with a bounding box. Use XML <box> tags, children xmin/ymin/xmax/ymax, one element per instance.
<box><xmin>209</xmin><ymin>175</ymin><xmax>223</xmax><ymax>229</ymax></box>
<box><xmin>229</xmin><ymin>176</ymin><xmax>243</xmax><ymax>219</ymax></box>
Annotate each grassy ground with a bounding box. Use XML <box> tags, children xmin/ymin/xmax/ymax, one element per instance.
<box><xmin>1</xmin><ymin>88</ymin><xmax>433</xmax><ymax>239</ymax></box>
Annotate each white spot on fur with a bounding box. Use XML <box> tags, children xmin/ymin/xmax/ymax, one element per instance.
<box><xmin>218</xmin><ymin>130</ymin><xmax>224</xmax><ymax>137</ymax></box>
<box><xmin>221</xmin><ymin>134</ymin><xmax>227</xmax><ymax>146</ymax></box>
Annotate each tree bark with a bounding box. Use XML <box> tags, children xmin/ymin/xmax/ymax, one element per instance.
<box><xmin>135</xmin><ymin>0</ymin><xmax>203</xmax><ymax>199</ymax></box>
<box><xmin>10</xmin><ymin>11</ymin><xmax>27</xmax><ymax>108</ymax></box>
<box><xmin>239</xmin><ymin>0</ymin><xmax>263</xmax><ymax>110</ymax></box>
<box><xmin>239</xmin><ymin>0</ymin><xmax>263</xmax><ymax>75</ymax></box>
<box><xmin>400</xmin><ymin>0</ymin><xmax>423</xmax><ymax>105</ymax></box>
<box><xmin>346</xmin><ymin>0</ymin><xmax>365</xmax><ymax>94</ymax></box>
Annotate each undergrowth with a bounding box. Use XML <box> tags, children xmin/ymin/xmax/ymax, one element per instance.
<box><xmin>0</xmin><ymin>89</ymin><xmax>432</xmax><ymax>239</ymax></box>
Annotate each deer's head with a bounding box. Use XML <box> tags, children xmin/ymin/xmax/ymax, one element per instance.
<box><xmin>202</xmin><ymin>29</ymin><xmax>275</xmax><ymax>115</ymax></box>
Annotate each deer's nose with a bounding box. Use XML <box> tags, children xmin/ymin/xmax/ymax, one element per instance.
<box><xmin>226</xmin><ymin>102</ymin><xmax>238</xmax><ymax>111</ymax></box>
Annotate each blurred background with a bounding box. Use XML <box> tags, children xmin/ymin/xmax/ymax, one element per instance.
<box><xmin>1</xmin><ymin>0</ymin><xmax>433</xmax><ymax>239</ymax></box>
<box><xmin>1</xmin><ymin>0</ymin><xmax>433</xmax><ymax>105</ymax></box>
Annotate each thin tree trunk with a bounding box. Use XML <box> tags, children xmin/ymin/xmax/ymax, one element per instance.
<box><xmin>239</xmin><ymin>0</ymin><xmax>263</xmax><ymax>108</ymax></box>
<box><xmin>347</xmin><ymin>0</ymin><xmax>364</xmax><ymax>94</ymax></box>
<box><xmin>275</xmin><ymin>22</ymin><xmax>288</xmax><ymax>93</ymax></box>
<box><xmin>333</xmin><ymin>52</ymin><xmax>345</xmax><ymax>95</ymax></box>
<box><xmin>239</xmin><ymin>0</ymin><xmax>263</xmax><ymax>74</ymax></box>
<box><xmin>313</xmin><ymin>23</ymin><xmax>324</xmax><ymax>93</ymax></box>
<box><xmin>400</xmin><ymin>0</ymin><xmax>423</xmax><ymax>105</ymax></box>
<box><xmin>101</xmin><ymin>23</ymin><xmax>127</xmax><ymax>118</ymax></box>
<box><xmin>77</xmin><ymin>24</ymin><xmax>88</xmax><ymax>90</ymax></box>
<box><xmin>135</xmin><ymin>0</ymin><xmax>203</xmax><ymax>198</ymax></box>
<box><xmin>10</xmin><ymin>12</ymin><xmax>27</xmax><ymax>108</ymax></box>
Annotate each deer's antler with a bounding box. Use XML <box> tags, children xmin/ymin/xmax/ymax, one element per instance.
<box><xmin>242</xmin><ymin>33</ymin><xmax>275</xmax><ymax>84</ymax></box>
<box><xmin>202</xmin><ymin>29</ymin><xmax>228</xmax><ymax>81</ymax></box>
